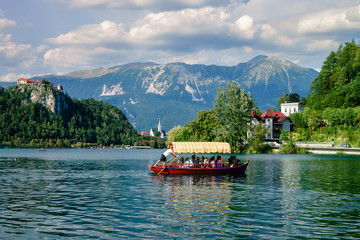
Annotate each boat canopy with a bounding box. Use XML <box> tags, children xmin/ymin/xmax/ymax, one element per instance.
<box><xmin>168</xmin><ymin>142</ymin><xmax>231</xmax><ymax>154</ymax></box>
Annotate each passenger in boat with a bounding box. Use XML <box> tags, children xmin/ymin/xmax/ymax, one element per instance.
<box><xmin>229</xmin><ymin>155</ymin><xmax>235</xmax><ymax>167</ymax></box>
<box><xmin>194</xmin><ymin>156</ymin><xmax>200</xmax><ymax>168</ymax></box>
<box><xmin>189</xmin><ymin>155</ymin><xmax>196</xmax><ymax>168</ymax></box>
<box><xmin>210</xmin><ymin>156</ymin><xmax>216</xmax><ymax>168</ymax></box>
<box><xmin>190</xmin><ymin>155</ymin><xmax>195</xmax><ymax>168</ymax></box>
<box><xmin>184</xmin><ymin>157</ymin><xmax>190</xmax><ymax>168</ymax></box>
<box><xmin>155</xmin><ymin>145</ymin><xmax>178</xmax><ymax>166</ymax></box>
<box><xmin>216</xmin><ymin>156</ymin><xmax>222</xmax><ymax>168</ymax></box>
<box><xmin>232</xmin><ymin>156</ymin><xmax>239</xmax><ymax>166</ymax></box>
<box><xmin>178</xmin><ymin>157</ymin><xmax>184</xmax><ymax>168</ymax></box>
<box><xmin>203</xmin><ymin>158</ymin><xmax>209</xmax><ymax>168</ymax></box>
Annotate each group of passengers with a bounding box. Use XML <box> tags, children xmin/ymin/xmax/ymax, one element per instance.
<box><xmin>176</xmin><ymin>155</ymin><xmax>240</xmax><ymax>168</ymax></box>
<box><xmin>155</xmin><ymin>145</ymin><xmax>241</xmax><ymax>168</ymax></box>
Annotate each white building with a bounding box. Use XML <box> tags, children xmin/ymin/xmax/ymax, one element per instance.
<box><xmin>281</xmin><ymin>102</ymin><xmax>304</xmax><ymax>117</ymax></box>
<box><xmin>149</xmin><ymin>119</ymin><xmax>166</xmax><ymax>139</ymax></box>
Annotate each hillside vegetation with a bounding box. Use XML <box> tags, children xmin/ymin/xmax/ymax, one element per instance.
<box><xmin>290</xmin><ymin>40</ymin><xmax>360</xmax><ymax>147</ymax></box>
<box><xmin>0</xmin><ymin>86</ymin><xmax>139</xmax><ymax>148</ymax></box>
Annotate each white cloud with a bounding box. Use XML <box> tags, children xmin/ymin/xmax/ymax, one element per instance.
<box><xmin>0</xmin><ymin>72</ymin><xmax>32</xmax><ymax>82</ymax></box>
<box><xmin>0</xmin><ymin>34</ymin><xmax>37</xmax><ymax>68</ymax></box>
<box><xmin>306</xmin><ymin>40</ymin><xmax>338</xmax><ymax>52</ymax></box>
<box><xmin>298</xmin><ymin>5</ymin><xmax>360</xmax><ymax>34</ymax></box>
<box><xmin>233</xmin><ymin>15</ymin><xmax>255</xmax><ymax>39</ymax></box>
<box><xmin>60</xmin><ymin>0</ymin><xmax>236</xmax><ymax>10</ymax></box>
<box><xmin>43</xmin><ymin>46</ymin><xmax>119</xmax><ymax>70</ymax></box>
<box><xmin>47</xmin><ymin>20</ymin><xmax>126</xmax><ymax>45</ymax></box>
<box><xmin>0</xmin><ymin>18</ymin><xmax>16</xmax><ymax>30</ymax></box>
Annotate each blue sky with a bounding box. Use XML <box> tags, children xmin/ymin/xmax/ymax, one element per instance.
<box><xmin>0</xmin><ymin>0</ymin><xmax>359</xmax><ymax>82</ymax></box>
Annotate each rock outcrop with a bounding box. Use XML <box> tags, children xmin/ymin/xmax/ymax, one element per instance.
<box><xmin>16</xmin><ymin>83</ymin><xmax>68</xmax><ymax>115</ymax></box>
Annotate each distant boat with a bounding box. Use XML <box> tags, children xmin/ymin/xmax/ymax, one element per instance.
<box><xmin>37</xmin><ymin>149</ymin><xmax>46</xmax><ymax>151</ymax></box>
<box><xmin>148</xmin><ymin>142</ymin><xmax>249</xmax><ymax>175</ymax></box>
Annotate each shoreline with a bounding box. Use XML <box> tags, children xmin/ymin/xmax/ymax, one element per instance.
<box><xmin>272</xmin><ymin>146</ymin><xmax>360</xmax><ymax>155</ymax></box>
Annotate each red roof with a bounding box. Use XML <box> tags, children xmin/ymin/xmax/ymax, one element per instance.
<box><xmin>249</xmin><ymin>109</ymin><xmax>262</xmax><ymax>121</ymax></box>
<box><xmin>139</xmin><ymin>131</ymin><xmax>150</xmax><ymax>135</ymax></box>
<box><xmin>261</xmin><ymin>109</ymin><xmax>287</xmax><ymax>123</ymax></box>
<box><xmin>17</xmin><ymin>78</ymin><xmax>35</xmax><ymax>83</ymax></box>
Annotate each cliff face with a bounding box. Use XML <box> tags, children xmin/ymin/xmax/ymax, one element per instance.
<box><xmin>17</xmin><ymin>84</ymin><xmax>68</xmax><ymax>115</ymax></box>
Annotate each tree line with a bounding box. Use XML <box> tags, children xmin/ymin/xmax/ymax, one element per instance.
<box><xmin>0</xmin><ymin>85</ymin><xmax>164</xmax><ymax>148</ymax></box>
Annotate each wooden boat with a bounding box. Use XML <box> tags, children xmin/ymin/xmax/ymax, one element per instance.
<box><xmin>148</xmin><ymin>142</ymin><xmax>249</xmax><ymax>175</ymax></box>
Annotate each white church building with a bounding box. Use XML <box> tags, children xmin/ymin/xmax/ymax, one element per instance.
<box><xmin>150</xmin><ymin>119</ymin><xmax>166</xmax><ymax>139</ymax></box>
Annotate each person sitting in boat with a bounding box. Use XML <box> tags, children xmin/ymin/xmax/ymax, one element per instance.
<box><xmin>194</xmin><ymin>156</ymin><xmax>200</xmax><ymax>168</ymax></box>
<box><xmin>184</xmin><ymin>157</ymin><xmax>190</xmax><ymax>168</ymax></box>
<box><xmin>177</xmin><ymin>157</ymin><xmax>184</xmax><ymax>167</ymax></box>
<box><xmin>229</xmin><ymin>155</ymin><xmax>235</xmax><ymax>167</ymax></box>
<box><xmin>216</xmin><ymin>156</ymin><xmax>222</xmax><ymax>168</ymax></box>
<box><xmin>203</xmin><ymin>158</ymin><xmax>209</xmax><ymax>168</ymax></box>
<box><xmin>232</xmin><ymin>156</ymin><xmax>239</xmax><ymax>166</ymax></box>
<box><xmin>189</xmin><ymin>155</ymin><xmax>195</xmax><ymax>168</ymax></box>
<box><xmin>210</xmin><ymin>156</ymin><xmax>216</xmax><ymax>168</ymax></box>
<box><xmin>156</xmin><ymin>145</ymin><xmax>178</xmax><ymax>167</ymax></box>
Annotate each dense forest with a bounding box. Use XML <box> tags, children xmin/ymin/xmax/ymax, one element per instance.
<box><xmin>287</xmin><ymin>40</ymin><xmax>360</xmax><ymax>147</ymax></box>
<box><xmin>307</xmin><ymin>40</ymin><xmax>360</xmax><ymax>109</ymax></box>
<box><xmin>0</xmin><ymin>85</ymin><xmax>164</xmax><ymax>148</ymax></box>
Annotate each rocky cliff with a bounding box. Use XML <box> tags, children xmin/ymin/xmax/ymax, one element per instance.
<box><xmin>16</xmin><ymin>83</ymin><xmax>68</xmax><ymax>115</ymax></box>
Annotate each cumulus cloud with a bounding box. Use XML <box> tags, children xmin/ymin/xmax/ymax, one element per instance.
<box><xmin>47</xmin><ymin>20</ymin><xmax>126</xmax><ymax>46</ymax></box>
<box><xmin>298</xmin><ymin>5</ymin><xmax>360</xmax><ymax>34</ymax></box>
<box><xmin>233</xmin><ymin>15</ymin><xmax>255</xmax><ymax>39</ymax></box>
<box><xmin>44</xmin><ymin>46</ymin><xmax>120</xmax><ymax>70</ymax></box>
<box><xmin>0</xmin><ymin>34</ymin><xmax>37</xmax><ymax>68</ymax></box>
<box><xmin>0</xmin><ymin>18</ymin><xmax>16</xmax><ymax>30</ymax></box>
<box><xmin>27</xmin><ymin>1</ymin><xmax>360</xmax><ymax>75</ymax></box>
<box><xmin>60</xmin><ymin>0</ymin><xmax>240</xmax><ymax>11</ymax></box>
<box><xmin>127</xmin><ymin>7</ymin><xmax>232</xmax><ymax>46</ymax></box>
<box><xmin>0</xmin><ymin>72</ymin><xmax>32</xmax><ymax>82</ymax></box>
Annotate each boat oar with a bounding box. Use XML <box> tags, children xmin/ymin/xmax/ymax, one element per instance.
<box><xmin>157</xmin><ymin>156</ymin><xmax>178</xmax><ymax>175</ymax></box>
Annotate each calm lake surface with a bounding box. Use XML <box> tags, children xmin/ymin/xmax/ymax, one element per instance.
<box><xmin>0</xmin><ymin>149</ymin><xmax>360</xmax><ymax>239</ymax></box>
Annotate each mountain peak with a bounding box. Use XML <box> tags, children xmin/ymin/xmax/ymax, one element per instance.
<box><xmin>26</xmin><ymin>56</ymin><xmax>318</xmax><ymax>131</ymax></box>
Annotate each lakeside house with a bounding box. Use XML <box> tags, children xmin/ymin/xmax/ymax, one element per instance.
<box><xmin>250</xmin><ymin>104</ymin><xmax>299</xmax><ymax>140</ymax></box>
<box><xmin>280</xmin><ymin>102</ymin><xmax>304</xmax><ymax>117</ymax></box>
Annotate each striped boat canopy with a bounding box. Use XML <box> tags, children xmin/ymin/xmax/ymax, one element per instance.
<box><xmin>168</xmin><ymin>142</ymin><xmax>231</xmax><ymax>154</ymax></box>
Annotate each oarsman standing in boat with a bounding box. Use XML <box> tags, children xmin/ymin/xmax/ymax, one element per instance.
<box><xmin>155</xmin><ymin>145</ymin><xmax>178</xmax><ymax>167</ymax></box>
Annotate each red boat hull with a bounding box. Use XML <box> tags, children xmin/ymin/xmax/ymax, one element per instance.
<box><xmin>148</xmin><ymin>160</ymin><xmax>249</xmax><ymax>175</ymax></box>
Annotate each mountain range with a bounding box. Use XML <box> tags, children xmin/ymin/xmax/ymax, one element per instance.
<box><xmin>3</xmin><ymin>55</ymin><xmax>319</xmax><ymax>132</ymax></box>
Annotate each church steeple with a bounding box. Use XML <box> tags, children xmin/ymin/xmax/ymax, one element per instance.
<box><xmin>158</xmin><ymin>118</ymin><xmax>162</xmax><ymax>132</ymax></box>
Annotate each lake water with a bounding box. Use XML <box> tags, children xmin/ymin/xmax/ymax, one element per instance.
<box><xmin>0</xmin><ymin>149</ymin><xmax>360</xmax><ymax>239</ymax></box>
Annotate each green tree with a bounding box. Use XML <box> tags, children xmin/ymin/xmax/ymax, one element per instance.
<box><xmin>247</xmin><ymin>122</ymin><xmax>271</xmax><ymax>153</ymax></box>
<box><xmin>307</xmin><ymin>41</ymin><xmax>360</xmax><ymax>110</ymax></box>
<box><xmin>289</xmin><ymin>93</ymin><xmax>300</xmax><ymax>102</ymax></box>
<box><xmin>279</xmin><ymin>129</ymin><xmax>290</xmax><ymax>142</ymax></box>
<box><xmin>167</xmin><ymin>125</ymin><xmax>184</xmax><ymax>142</ymax></box>
<box><xmin>213</xmin><ymin>81</ymin><xmax>255</xmax><ymax>152</ymax></box>
<box><xmin>278</xmin><ymin>93</ymin><xmax>289</xmax><ymax>109</ymax></box>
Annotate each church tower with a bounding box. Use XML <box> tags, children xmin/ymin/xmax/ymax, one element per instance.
<box><xmin>158</xmin><ymin>119</ymin><xmax>162</xmax><ymax>132</ymax></box>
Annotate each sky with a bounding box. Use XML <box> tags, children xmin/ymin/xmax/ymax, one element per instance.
<box><xmin>0</xmin><ymin>0</ymin><xmax>359</xmax><ymax>82</ymax></box>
